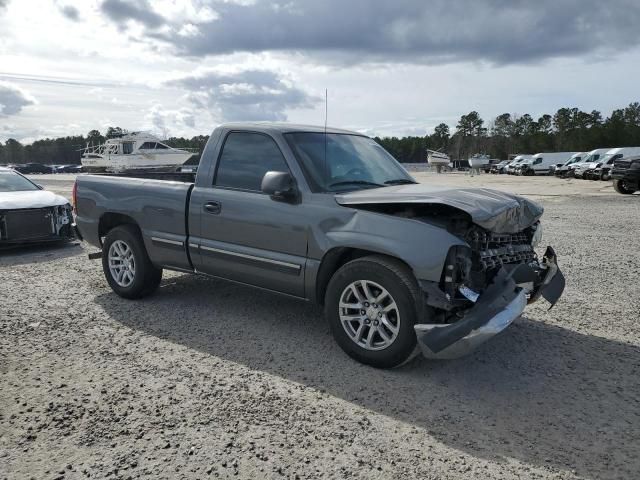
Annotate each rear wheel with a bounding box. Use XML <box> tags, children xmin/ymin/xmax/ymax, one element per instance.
<box><xmin>102</xmin><ymin>225</ymin><xmax>162</xmax><ymax>299</ymax></box>
<box><xmin>325</xmin><ymin>255</ymin><xmax>421</xmax><ymax>368</ymax></box>
<box><xmin>613</xmin><ymin>179</ymin><xmax>638</xmax><ymax>194</ymax></box>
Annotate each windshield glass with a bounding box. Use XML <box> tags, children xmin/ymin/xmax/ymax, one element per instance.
<box><xmin>0</xmin><ymin>170</ymin><xmax>40</xmax><ymax>192</ymax></box>
<box><xmin>599</xmin><ymin>154</ymin><xmax>616</xmax><ymax>165</ymax></box>
<box><xmin>285</xmin><ymin>133</ymin><xmax>415</xmax><ymax>192</ymax></box>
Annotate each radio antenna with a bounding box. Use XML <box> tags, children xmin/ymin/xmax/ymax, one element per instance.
<box><xmin>323</xmin><ymin>88</ymin><xmax>328</xmax><ymax>180</ymax></box>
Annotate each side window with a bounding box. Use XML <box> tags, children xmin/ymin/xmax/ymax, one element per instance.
<box><xmin>534</xmin><ymin>158</ymin><xmax>542</xmax><ymax>164</ymax></box>
<box><xmin>215</xmin><ymin>132</ymin><xmax>289</xmax><ymax>191</ymax></box>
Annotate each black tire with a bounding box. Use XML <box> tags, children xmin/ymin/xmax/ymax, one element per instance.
<box><xmin>613</xmin><ymin>179</ymin><xmax>638</xmax><ymax>195</ymax></box>
<box><xmin>324</xmin><ymin>255</ymin><xmax>422</xmax><ymax>368</ymax></box>
<box><xmin>102</xmin><ymin>225</ymin><xmax>162</xmax><ymax>299</ymax></box>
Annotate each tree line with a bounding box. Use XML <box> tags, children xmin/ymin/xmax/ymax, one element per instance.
<box><xmin>376</xmin><ymin>102</ymin><xmax>640</xmax><ymax>162</ymax></box>
<box><xmin>2</xmin><ymin>102</ymin><xmax>640</xmax><ymax>165</ymax></box>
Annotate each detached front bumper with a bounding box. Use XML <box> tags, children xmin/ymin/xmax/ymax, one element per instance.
<box><xmin>414</xmin><ymin>246</ymin><xmax>565</xmax><ymax>360</ymax></box>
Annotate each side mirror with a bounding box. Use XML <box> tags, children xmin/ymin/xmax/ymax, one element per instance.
<box><xmin>261</xmin><ymin>171</ymin><xmax>297</xmax><ymax>200</ymax></box>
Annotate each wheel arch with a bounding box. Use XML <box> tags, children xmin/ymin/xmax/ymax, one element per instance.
<box><xmin>314</xmin><ymin>247</ymin><xmax>414</xmax><ymax>305</ymax></box>
<box><xmin>98</xmin><ymin>212</ymin><xmax>141</xmax><ymax>245</ymax></box>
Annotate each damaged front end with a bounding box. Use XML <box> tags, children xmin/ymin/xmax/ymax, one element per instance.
<box><xmin>415</xmin><ymin>224</ymin><xmax>565</xmax><ymax>359</ymax></box>
<box><xmin>0</xmin><ymin>204</ymin><xmax>75</xmax><ymax>246</ymax></box>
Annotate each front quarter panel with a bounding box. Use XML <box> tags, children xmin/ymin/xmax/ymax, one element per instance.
<box><xmin>309</xmin><ymin>200</ymin><xmax>467</xmax><ymax>283</ymax></box>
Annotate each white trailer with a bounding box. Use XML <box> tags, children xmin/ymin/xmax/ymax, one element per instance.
<box><xmin>519</xmin><ymin>152</ymin><xmax>580</xmax><ymax>175</ymax></box>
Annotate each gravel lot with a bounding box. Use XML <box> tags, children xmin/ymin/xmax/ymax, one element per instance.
<box><xmin>2</xmin><ymin>173</ymin><xmax>639</xmax><ymax>480</ymax></box>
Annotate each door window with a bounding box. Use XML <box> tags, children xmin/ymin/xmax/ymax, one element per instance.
<box><xmin>122</xmin><ymin>142</ymin><xmax>134</xmax><ymax>154</ymax></box>
<box><xmin>214</xmin><ymin>132</ymin><xmax>290</xmax><ymax>192</ymax></box>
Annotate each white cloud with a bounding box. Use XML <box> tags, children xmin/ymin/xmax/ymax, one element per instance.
<box><xmin>0</xmin><ymin>0</ymin><xmax>639</xmax><ymax>142</ymax></box>
<box><xmin>0</xmin><ymin>82</ymin><xmax>36</xmax><ymax>116</ymax></box>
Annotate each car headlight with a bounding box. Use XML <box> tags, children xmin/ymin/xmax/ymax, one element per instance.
<box><xmin>531</xmin><ymin>223</ymin><xmax>543</xmax><ymax>248</ymax></box>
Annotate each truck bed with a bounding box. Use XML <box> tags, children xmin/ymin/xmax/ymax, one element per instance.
<box><xmin>75</xmin><ymin>174</ymin><xmax>195</xmax><ymax>271</ymax></box>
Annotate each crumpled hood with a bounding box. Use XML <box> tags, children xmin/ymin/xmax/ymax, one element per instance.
<box><xmin>0</xmin><ymin>190</ymin><xmax>70</xmax><ymax>210</ymax></box>
<box><xmin>335</xmin><ymin>184</ymin><xmax>543</xmax><ymax>233</ymax></box>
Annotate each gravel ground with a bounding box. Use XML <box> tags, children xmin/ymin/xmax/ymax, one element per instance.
<box><xmin>1</xmin><ymin>174</ymin><xmax>639</xmax><ymax>479</ymax></box>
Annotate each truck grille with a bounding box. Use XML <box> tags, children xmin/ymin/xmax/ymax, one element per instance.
<box><xmin>2</xmin><ymin>208</ymin><xmax>55</xmax><ymax>241</ymax></box>
<box><xmin>467</xmin><ymin>228</ymin><xmax>536</xmax><ymax>270</ymax></box>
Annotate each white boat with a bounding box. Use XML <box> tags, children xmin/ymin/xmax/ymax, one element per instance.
<box><xmin>427</xmin><ymin>149</ymin><xmax>450</xmax><ymax>167</ymax></box>
<box><xmin>81</xmin><ymin>132</ymin><xmax>197</xmax><ymax>173</ymax></box>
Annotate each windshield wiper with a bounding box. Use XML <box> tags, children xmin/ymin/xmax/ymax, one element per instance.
<box><xmin>384</xmin><ymin>179</ymin><xmax>417</xmax><ymax>185</ymax></box>
<box><xmin>329</xmin><ymin>180</ymin><xmax>385</xmax><ymax>189</ymax></box>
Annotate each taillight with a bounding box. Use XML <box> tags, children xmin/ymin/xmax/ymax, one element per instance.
<box><xmin>72</xmin><ymin>180</ymin><xmax>78</xmax><ymax>213</ymax></box>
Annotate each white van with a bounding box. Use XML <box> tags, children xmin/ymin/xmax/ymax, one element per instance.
<box><xmin>574</xmin><ymin>147</ymin><xmax>640</xmax><ymax>178</ymax></box>
<box><xmin>505</xmin><ymin>154</ymin><xmax>533</xmax><ymax>174</ymax></box>
<box><xmin>549</xmin><ymin>152</ymin><xmax>585</xmax><ymax>175</ymax></box>
<box><xmin>555</xmin><ymin>149</ymin><xmax>609</xmax><ymax>176</ymax></box>
<box><xmin>562</xmin><ymin>148</ymin><xmax>613</xmax><ymax>177</ymax></box>
<box><xmin>519</xmin><ymin>152</ymin><xmax>580</xmax><ymax>175</ymax></box>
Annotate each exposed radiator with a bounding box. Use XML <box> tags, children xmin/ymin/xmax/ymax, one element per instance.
<box><xmin>2</xmin><ymin>208</ymin><xmax>55</xmax><ymax>241</ymax></box>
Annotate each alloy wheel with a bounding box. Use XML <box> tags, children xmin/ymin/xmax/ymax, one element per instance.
<box><xmin>338</xmin><ymin>280</ymin><xmax>400</xmax><ymax>351</ymax></box>
<box><xmin>108</xmin><ymin>240</ymin><xmax>136</xmax><ymax>287</ymax></box>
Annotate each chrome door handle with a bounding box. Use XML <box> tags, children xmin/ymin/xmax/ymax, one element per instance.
<box><xmin>204</xmin><ymin>201</ymin><xmax>221</xmax><ymax>214</ymax></box>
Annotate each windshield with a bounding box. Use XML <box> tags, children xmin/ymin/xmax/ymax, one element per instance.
<box><xmin>0</xmin><ymin>170</ymin><xmax>40</xmax><ymax>192</ymax></box>
<box><xmin>599</xmin><ymin>153</ymin><xmax>618</xmax><ymax>165</ymax></box>
<box><xmin>285</xmin><ymin>133</ymin><xmax>415</xmax><ymax>192</ymax></box>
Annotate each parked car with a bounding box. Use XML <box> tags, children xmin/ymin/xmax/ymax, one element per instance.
<box><xmin>588</xmin><ymin>160</ymin><xmax>616</xmax><ymax>181</ymax></box>
<box><xmin>549</xmin><ymin>152</ymin><xmax>585</xmax><ymax>176</ymax></box>
<box><xmin>60</xmin><ymin>164</ymin><xmax>84</xmax><ymax>173</ymax></box>
<box><xmin>0</xmin><ymin>167</ymin><xmax>74</xmax><ymax>246</ymax></box>
<box><xmin>573</xmin><ymin>150</ymin><xmax>621</xmax><ymax>179</ymax></box>
<box><xmin>559</xmin><ymin>148</ymin><xmax>612</xmax><ymax>178</ymax></box>
<box><xmin>581</xmin><ymin>151</ymin><xmax>622</xmax><ymax>180</ymax></box>
<box><xmin>518</xmin><ymin>152</ymin><xmax>580</xmax><ymax>176</ymax></box>
<box><xmin>490</xmin><ymin>160</ymin><xmax>510</xmax><ymax>174</ymax></box>
<box><xmin>50</xmin><ymin>165</ymin><xmax>65</xmax><ymax>173</ymax></box>
<box><xmin>611</xmin><ymin>154</ymin><xmax>640</xmax><ymax>194</ymax></box>
<box><xmin>74</xmin><ymin>123</ymin><xmax>565</xmax><ymax>368</ymax></box>
<box><xmin>12</xmin><ymin>163</ymin><xmax>53</xmax><ymax>174</ymax></box>
<box><xmin>504</xmin><ymin>155</ymin><xmax>533</xmax><ymax>174</ymax></box>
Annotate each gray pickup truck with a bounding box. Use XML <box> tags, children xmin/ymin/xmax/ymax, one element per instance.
<box><xmin>74</xmin><ymin>123</ymin><xmax>565</xmax><ymax>368</ymax></box>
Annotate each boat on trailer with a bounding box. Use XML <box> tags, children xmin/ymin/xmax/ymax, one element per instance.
<box><xmin>427</xmin><ymin>150</ymin><xmax>450</xmax><ymax>172</ymax></box>
<box><xmin>81</xmin><ymin>132</ymin><xmax>197</xmax><ymax>173</ymax></box>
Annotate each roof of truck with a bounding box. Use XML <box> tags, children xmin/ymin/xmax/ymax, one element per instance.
<box><xmin>218</xmin><ymin>122</ymin><xmax>362</xmax><ymax>135</ymax></box>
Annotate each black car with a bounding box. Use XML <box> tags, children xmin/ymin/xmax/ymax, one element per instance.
<box><xmin>611</xmin><ymin>155</ymin><xmax>640</xmax><ymax>194</ymax></box>
<box><xmin>60</xmin><ymin>164</ymin><xmax>83</xmax><ymax>173</ymax></box>
<box><xmin>13</xmin><ymin>163</ymin><xmax>53</xmax><ymax>174</ymax></box>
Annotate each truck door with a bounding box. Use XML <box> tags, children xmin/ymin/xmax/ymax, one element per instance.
<box><xmin>189</xmin><ymin>131</ymin><xmax>308</xmax><ymax>297</ymax></box>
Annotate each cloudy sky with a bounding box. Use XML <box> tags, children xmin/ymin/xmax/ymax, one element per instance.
<box><xmin>2</xmin><ymin>0</ymin><xmax>640</xmax><ymax>143</ymax></box>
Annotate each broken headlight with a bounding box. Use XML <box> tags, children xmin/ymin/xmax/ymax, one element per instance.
<box><xmin>531</xmin><ymin>222</ymin><xmax>543</xmax><ymax>248</ymax></box>
<box><xmin>441</xmin><ymin>245</ymin><xmax>472</xmax><ymax>300</ymax></box>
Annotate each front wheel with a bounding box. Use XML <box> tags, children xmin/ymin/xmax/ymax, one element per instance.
<box><xmin>613</xmin><ymin>179</ymin><xmax>638</xmax><ymax>194</ymax></box>
<box><xmin>325</xmin><ymin>255</ymin><xmax>421</xmax><ymax>368</ymax></box>
<box><xmin>102</xmin><ymin>225</ymin><xmax>162</xmax><ymax>299</ymax></box>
